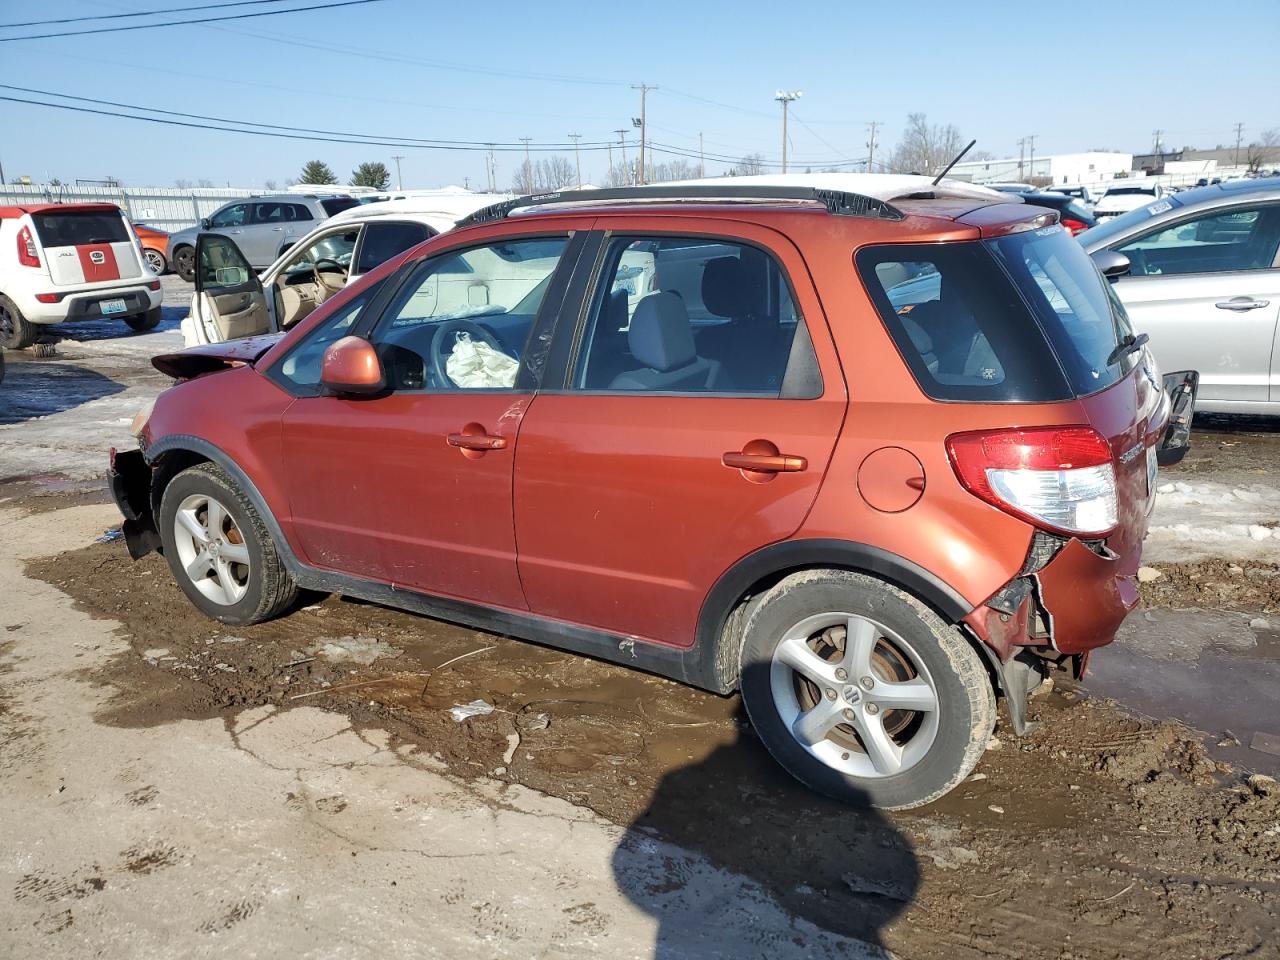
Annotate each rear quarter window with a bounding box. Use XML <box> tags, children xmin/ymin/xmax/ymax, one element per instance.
<box><xmin>856</xmin><ymin>241</ymin><xmax>1070</xmax><ymax>402</ymax></box>
<box><xmin>320</xmin><ymin>198</ymin><xmax>360</xmax><ymax>217</ymax></box>
<box><xmin>32</xmin><ymin>210</ymin><xmax>129</xmax><ymax>246</ymax></box>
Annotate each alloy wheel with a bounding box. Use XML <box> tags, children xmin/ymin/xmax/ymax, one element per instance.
<box><xmin>770</xmin><ymin>612</ymin><xmax>940</xmax><ymax>779</ymax></box>
<box><xmin>171</xmin><ymin>493</ymin><xmax>251</xmax><ymax>606</ymax></box>
<box><xmin>144</xmin><ymin>249</ymin><xmax>165</xmax><ymax>274</ymax></box>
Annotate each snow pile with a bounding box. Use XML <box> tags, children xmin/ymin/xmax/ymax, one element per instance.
<box><xmin>1145</xmin><ymin>480</ymin><xmax>1280</xmax><ymax>563</ymax></box>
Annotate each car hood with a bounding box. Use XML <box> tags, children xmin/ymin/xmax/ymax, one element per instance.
<box><xmin>168</xmin><ymin>225</ymin><xmax>199</xmax><ymax>247</ymax></box>
<box><xmin>152</xmin><ymin>333</ymin><xmax>284</xmax><ymax>379</ymax></box>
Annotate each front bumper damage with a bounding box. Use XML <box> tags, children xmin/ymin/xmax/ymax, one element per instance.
<box><xmin>108</xmin><ymin>447</ymin><xmax>161</xmax><ymax>559</ymax></box>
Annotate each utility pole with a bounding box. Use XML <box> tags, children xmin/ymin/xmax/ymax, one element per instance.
<box><xmin>632</xmin><ymin>83</ymin><xmax>655</xmax><ymax>184</ymax></box>
<box><xmin>1233</xmin><ymin>122</ymin><xmax>1245</xmax><ymax>167</ymax></box>
<box><xmin>606</xmin><ymin>141</ymin><xmax>613</xmax><ymax>184</ymax></box>
<box><xmin>699</xmin><ymin>132</ymin><xmax>705</xmax><ymax>178</ymax></box>
<box><xmin>568</xmin><ymin>133</ymin><xmax>582</xmax><ymax>187</ymax></box>
<box><xmin>865</xmin><ymin>121</ymin><xmax>880</xmax><ymax>173</ymax></box>
<box><xmin>1027</xmin><ymin>134</ymin><xmax>1037</xmax><ymax>183</ymax></box>
<box><xmin>485</xmin><ymin>144</ymin><xmax>496</xmax><ymax>193</ymax></box>
<box><xmin>775</xmin><ymin>90</ymin><xmax>802</xmax><ymax>174</ymax></box>
<box><xmin>1151</xmin><ymin>129</ymin><xmax>1163</xmax><ymax>157</ymax></box>
<box><xmin>615</xmin><ymin>129</ymin><xmax>629</xmax><ymax>185</ymax></box>
<box><xmin>391</xmin><ymin>155</ymin><xmax>404</xmax><ymax>190</ymax></box>
<box><xmin>1017</xmin><ymin>137</ymin><xmax>1026</xmax><ymax>180</ymax></box>
<box><xmin>519</xmin><ymin>137</ymin><xmax>533</xmax><ymax>192</ymax></box>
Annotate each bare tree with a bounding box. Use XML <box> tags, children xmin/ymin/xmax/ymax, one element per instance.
<box><xmin>647</xmin><ymin>158</ymin><xmax>697</xmax><ymax>183</ymax></box>
<box><xmin>263</xmin><ymin>179</ymin><xmax>279</xmax><ymax>191</ymax></box>
<box><xmin>174</xmin><ymin>178</ymin><xmax>194</xmax><ymax>189</ymax></box>
<box><xmin>1245</xmin><ymin>129</ymin><xmax>1280</xmax><ymax>173</ymax></box>
<box><xmin>197</xmin><ymin>178</ymin><xmax>215</xmax><ymax>188</ymax></box>
<box><xmin>540</xmin><ymin>155</ymin><xmax>575</xmax><ymax>189</ymax></box>
<box><xmin>729</xmin><ymin>153</ymin><xmax>766</xmax><ymax>176</ymax></box>
<box><xmin>887</xmin><ymin>113</ymin><xmax>967</xmax><ymax>176</ymax></box>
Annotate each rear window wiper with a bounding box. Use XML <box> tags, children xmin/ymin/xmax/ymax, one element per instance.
<box><xmin>1106</xmin><ymin>331</ymin><xmax>1149</xmax><ymax>367</ymax></box>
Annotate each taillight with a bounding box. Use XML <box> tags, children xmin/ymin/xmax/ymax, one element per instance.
<box><xmin>1061</xmin><ymin>218</ymin><xmax>1088</xmax><ymax>235</ymax></box>
<box><xmin>16</xmin><ymin>225</ymin><xmax>40</xmax><ymax>267</ymax></box>
<box><xmin>946</xmin><ymin>426</ymin><xmax>1118</xmax><ymax>536</ymax></box>
<box><xmin>35</xmin><ymin>293</ymin><xmax>62</xmax><ymax>303</ymax></box>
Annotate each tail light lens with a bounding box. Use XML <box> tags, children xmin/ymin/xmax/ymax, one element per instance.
<box><xmin>946</xmin><ymin>426</ymin><xmax>1118</xmax><ymax>536</ymax></box>
<box><xmin>16</xmin><ymin>225</ymin><xmax>40</xmax><ymax>267</ymax></box>
<box><xmin>1061</xmin><ymin>217</ymin><xmax>1088</xmax><ymax>235</ymax></box>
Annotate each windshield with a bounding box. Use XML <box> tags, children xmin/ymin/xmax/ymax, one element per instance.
<box><xmin>857</xmin><ymin>227</ymin><xmax>1134</xmax><ymax>402</ymax></box>
<box><xmin>1078</xmin><ymin>194</ymin><xmax>1183</xmax><ymax>247</ymax></box>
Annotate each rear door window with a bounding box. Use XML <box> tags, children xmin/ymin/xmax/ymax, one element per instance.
<box><xmin>31</xmin><ymin>210</ymin><xmax>129</xmax><ymax>246</ymax></box>
<box><xmin>356</xmin><ymin>221</ymin><xmax>432</xmax><ymax>274</ymax></box>
<box><xmin>572</xmin><ymin>236</ymin><xmax>805</xmax><ymax>395</ymax></box>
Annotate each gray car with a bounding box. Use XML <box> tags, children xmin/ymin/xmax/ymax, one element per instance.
<box><xmin>1080</xmin><ymin>178</ymin><xmax>1280</xmax><ymax>415</ymax></box>
<box><xmin>168</xmin><ymin>194</ymin><xmax>359</xmax><ymax>282</ymax></box>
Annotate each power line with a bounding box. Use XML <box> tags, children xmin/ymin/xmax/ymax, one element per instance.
<box><xmin>0</xmin><ymin>84</ymin><xmax>613</xmax><ymax>149</ymax></box>
<box><xmin>0</xmin><ymin>93</ymin><xmax>618</xmax><ymax>153</ymax></box>
<box><xmin>0</xmin><ymin>0</ymin><xmax>385</xmax><ymax>42</ymax></box>
<box><xmin>0</xmin><ymin>0</ymin><xmax>302</xmax><ymax>30</ymax></box>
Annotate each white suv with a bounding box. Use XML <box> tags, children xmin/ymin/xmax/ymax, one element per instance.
<box><xmin>0</xmin><ymin>202</ymin><xmax>162</xmax><ymax>349</ymax></box>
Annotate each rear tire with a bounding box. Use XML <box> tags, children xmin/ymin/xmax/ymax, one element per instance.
<box><xmin>173</xmin><ymin>245</ymin><xmax>196</xmax><ymax>283</ymax></box>
<box><xmin>143</xmin><ymin>247</ymin><xmax>167</xmax><ymax>275</ymax></box>
<box><xmin>0</xmin><ymin>296</ymin><xmax>37</xmax><ymax>350</ymax></box>
<box><xmin>158</xmin><ymin>462</ymin><xmax>300</xmax><ymax>625</ymax></box>
<box><xmin>739</xmin><ymin>569</ymin><xmax>995</xmax><ymax>810</ymax></box>
<box><xmin>125</xmin><ymin>306</ymin><xmax>163</xmax><ymax>332</ymax></box>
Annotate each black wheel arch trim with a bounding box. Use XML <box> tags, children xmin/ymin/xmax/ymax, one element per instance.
<box><xmin>138</xmin><ymin>443</ymin><xmax>974</xmax><ymax>698</ymax></box>
<box><xmin>693</xmin><ymin>538</ymin><xmax>976</xmax><ymax>693</ymax></box>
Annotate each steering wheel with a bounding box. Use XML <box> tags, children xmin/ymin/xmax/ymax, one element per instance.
<box><xmin>311</xmin><ymin>257</ymin><xmax>347</xmax><ymax>304</ymax></box>
<box><xmin>430</xmin><ymin>319</ymin><xmax>504</xmax><ymax>388</ymax></box>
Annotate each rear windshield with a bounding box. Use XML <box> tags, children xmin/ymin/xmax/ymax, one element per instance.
<box><xmin>320</xmin><ymin>198</ymin><xmax>359</xmax><ymax>217</ymax></box>
<box><xmin>857</xmin><ymin>227</ymin><xmax>1135</xmax><ymax>402</ymax></box>
<box><xmin>31</xmin><ymin>210</ymin><xmax>129</xmax><ymax>246</ymax></box>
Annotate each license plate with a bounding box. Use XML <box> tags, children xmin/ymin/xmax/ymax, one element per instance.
<box><xmin>1146</xmin><ymin>444</ymin><xmax>1158</xmax><ymax>494</ymax></box>
<box><xmin>101</xmin><ymin>298</ymin><xmax>128</xmax><ymax>316</ymax></box>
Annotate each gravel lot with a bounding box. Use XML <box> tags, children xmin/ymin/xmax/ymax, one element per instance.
<box><xmin>1</xmin><ymin>287</ymin><xmax>1277</xmax><ymax>958</ymax></box>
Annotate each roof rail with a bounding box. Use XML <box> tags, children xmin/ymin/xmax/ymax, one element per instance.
<box><xmin>454</xmin><ymin>184</ymin><xmax>905</xmax><ymax>229</ymax></box>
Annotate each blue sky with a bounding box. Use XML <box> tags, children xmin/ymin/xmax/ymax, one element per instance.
<box><xmin>1</xmin><ymin>0</ymin><xmax>1276</xmax><ymax>189</ymax></box>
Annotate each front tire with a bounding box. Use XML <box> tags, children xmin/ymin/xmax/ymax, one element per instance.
<box><xmin>739</xmin><ymin>569</ymin><xmax>995</xmax><ymax>810</ymax></box>
<box><xmin>173</xmin><ymin>245</ymin><xmax>196</xmax><ymax>283</ymax></box>
<box><xmin>158</xmin><ymin>462</ymin><xmax>299</xmax><ymax>624</ymax></box>
<box><xmin>0</xmin><ymin>296</ymin><xmax>38</xmax><ymax>350</ymax></box>
<box><xmin>125</xmin><ymin>306</ymin><xmax>162</xmax><ymax>332</ymax></box>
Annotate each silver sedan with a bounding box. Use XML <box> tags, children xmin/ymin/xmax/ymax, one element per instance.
<box><xmin>1080</xmin><ymin>179</ymin><xmax>1280</xmax><ymax>415</ymax></box>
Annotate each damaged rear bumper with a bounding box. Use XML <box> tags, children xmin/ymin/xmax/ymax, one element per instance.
<box><xmin>108</xmin><ymin>447</ymin><xmax>161</xmax><ymax>559</ymax></box>
<box><xmin>964</xmin><ymin>535</ymin><xmax>1139</xmax><ymax>734</ymax></box>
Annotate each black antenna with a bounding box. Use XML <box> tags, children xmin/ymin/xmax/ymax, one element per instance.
<box><xmin>932</xmin><ymin>139</ymin><xmax>977</xmax><ymax>186</ymax></box>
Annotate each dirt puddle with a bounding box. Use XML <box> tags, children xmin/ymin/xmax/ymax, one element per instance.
<box><xmin>22</xmin><ymin>534</ymin><xmax>1280</xmax><ymax>960</ymax></box>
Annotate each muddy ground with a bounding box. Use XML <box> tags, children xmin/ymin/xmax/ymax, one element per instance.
<box><xmin>20</xmin><ymin>526</ymin><xmax>1279</xmax><ymax>960</ymax></box>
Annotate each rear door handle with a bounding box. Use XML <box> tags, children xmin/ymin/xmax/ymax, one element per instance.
<box><xmin>721</xmin><ymin>451</ymin><xmax>807</xmax><ymax>473</ymax></box>
<box><xmin>447</xmin><ymin>432</ymin><xmax>507</xmax><ymax>451</ymax></box>
<box><xmin>1215</xmin><ymin>297</ymin><xmax>1270</xmax><ymax>311</ymax></box>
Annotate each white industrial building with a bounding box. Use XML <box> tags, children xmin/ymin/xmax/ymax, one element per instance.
<box><xmin>949</xmin><ymin>151</ymin><xmax>1133</xmax><ymax>187</ymax></box>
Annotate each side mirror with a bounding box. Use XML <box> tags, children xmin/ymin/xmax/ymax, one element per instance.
<box><xmin>320</xmin><ymin>336</ymin><xmax>385</xmax><ymax>396</ymax></box>
<box><xmin>1091</xmin><ymin>249</ymin><xmax>1131</xmax><ymax>280</ymax></box>
<box><xmin>200</xmin><ymin>218</ymin><xmax>211</xmax><ymax>230</ymax></box>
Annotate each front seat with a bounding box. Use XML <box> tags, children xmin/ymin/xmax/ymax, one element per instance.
<box><xmin>609</xmin><ymin>292</ymin><xmax>721</xmax><ymax>391</ymax></box>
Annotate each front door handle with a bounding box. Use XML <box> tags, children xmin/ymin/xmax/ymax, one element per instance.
<box><xmin>447</xmin><ymin>432</ymin><xmax>507</xmax><ymax>451</ymax></box>
<box><xmin>722</xmin><ymin>451</ymin><xmax>806</xmax><ymax>473</ymax></box>
<box><xmin>1215</xmin><ymin>297</ymin><xmax>1270</xmax><ymax>311</ymax></box>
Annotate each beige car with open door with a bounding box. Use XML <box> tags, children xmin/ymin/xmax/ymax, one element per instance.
<box><xmin>191</xmin><ymin>233</ymin><xmax>270</xmax><ymax>343</ymax></box>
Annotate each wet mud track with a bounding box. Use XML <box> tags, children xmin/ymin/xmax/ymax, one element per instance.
<box><xmin>24</xmin><ymin>536</ymin><xmax>1280</xmax><ymax>960</ymax></box>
